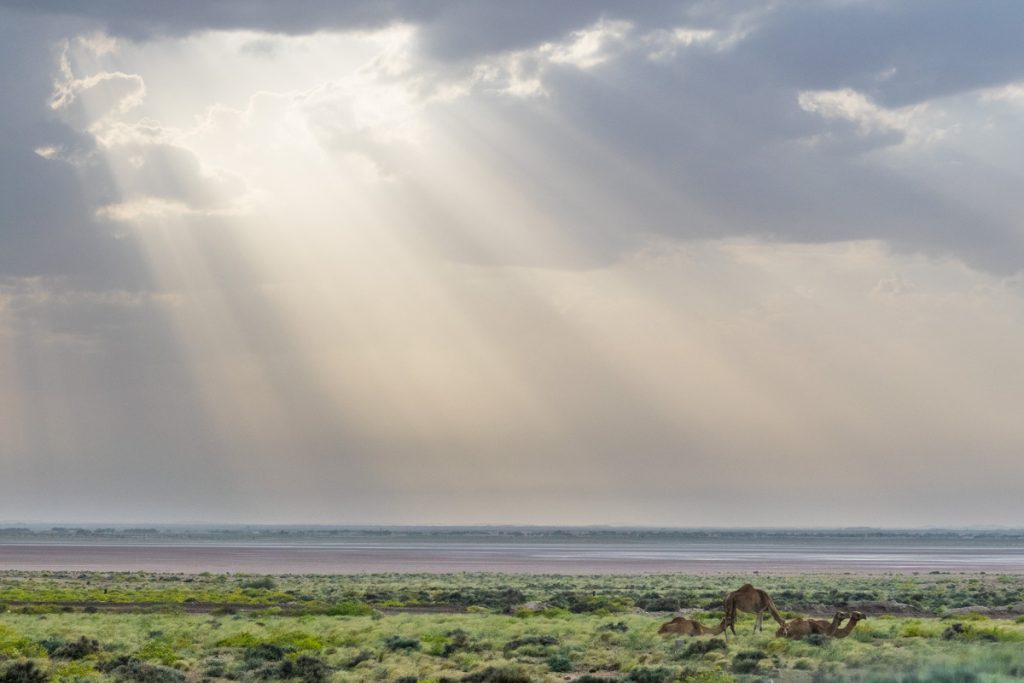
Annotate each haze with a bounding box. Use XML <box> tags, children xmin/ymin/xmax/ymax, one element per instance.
<box><xmin>2</xmin><ymin>1</ymin><xmax>1023</xmax><ymax>527</ymax></box>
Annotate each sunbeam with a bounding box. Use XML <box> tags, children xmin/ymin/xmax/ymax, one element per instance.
<box><xmin>5</xmin><ymin>4</ymin><xmax>1024</xmax><ymax>525</ymax></box>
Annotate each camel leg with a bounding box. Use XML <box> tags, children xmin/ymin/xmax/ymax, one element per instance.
<box><xmin>755</xmin><ymin>612</ymin><xmax>763</xmax><ymax>632</ymax></box>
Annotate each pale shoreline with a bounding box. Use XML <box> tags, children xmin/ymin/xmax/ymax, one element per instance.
<box><xmin>4</xmin><ymin>540</ymin><xmax>1024</xmax><ymax>574</ymax></box>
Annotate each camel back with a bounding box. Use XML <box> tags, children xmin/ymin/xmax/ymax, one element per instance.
<box><xmin>724</xmin><ymin>587</ymin><xmax>786</xmax><ymax>626</ymax></box>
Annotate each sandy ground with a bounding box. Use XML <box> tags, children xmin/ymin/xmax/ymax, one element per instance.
<box><xmin>3</xmin><ymin>541</ymin><xmax>1024</xmax><ymax>574</ymax></box>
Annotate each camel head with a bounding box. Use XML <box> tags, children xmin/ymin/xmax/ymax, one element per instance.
<box><xmin>776</xmin><ymin>621</ymin><xmax>789</xmax><ymax>637</ymax></box>
<box><xmin>849</xmin><ymin>611</ymin><xmax>866</xmax><ymax>623</ymax></box>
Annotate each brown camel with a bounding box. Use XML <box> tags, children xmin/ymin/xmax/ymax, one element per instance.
<box><xmin>724</xmin><ymin>584</ymin><xmax>787</xmax><ymax>635</ymax></box>
<box><xmin>775</xmin><ymin>611</ymin><xmax>848</xmax><ymax>639</ymax></box>
<box><xmin>832</xmin><ymin>611</ymin><xmax>865</xmax><ymax>638</ymax></box>
<box><xmin>658</xmin><ymin>616</ymin><xmax>728</xmax><ymax>637</ymax></box>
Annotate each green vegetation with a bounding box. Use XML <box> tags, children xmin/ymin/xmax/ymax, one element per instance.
<box><xmin>2</xmin><ymin>571</ymin><xmax>1024</xmax><ymax>681</ymax></box>
<box><xmin>4</xmin><ymin>570</ymin><xmax>1024</xmax><ymax>616</ymax></box>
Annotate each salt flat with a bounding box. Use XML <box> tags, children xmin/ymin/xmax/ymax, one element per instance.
<box><xmin>3</xmin><ymin>539</ymin><xmax>1024</xmax><ymax>574</ymax></box>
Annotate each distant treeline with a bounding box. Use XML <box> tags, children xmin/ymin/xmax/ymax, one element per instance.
<box><xmin>2</xmin><ymin>526</ymin><xmax>1024</xmax><ymax>542</ymax></box>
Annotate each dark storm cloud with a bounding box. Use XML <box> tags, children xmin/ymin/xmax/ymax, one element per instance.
<box><xmin>493</xmin><ymin>45</ymin><xmax>1024</xmax><ymax>272</ymax></box>
<box><xmin>740</xmin><ymin>0</ymin><xmax>1024</xmax><ymax>107</ymax></box>
<box><xmin>0</xmin><ymin>1</ymin><xmax>675</xmax><ymax>56</ymax></box>
<box><xmin>0</xmin><ymin>10</ymin><xmax>142</xmax><ymax>287</ymax></box>
<box><xmin>6</xmin><ymin>0</ymin><xmax>1024</xmax><ymax>101</ymax></box>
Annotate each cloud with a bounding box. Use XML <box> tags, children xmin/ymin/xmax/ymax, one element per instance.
<box><xmin>797</xmin><ymin>88</ymin><xmax>928</xmax><ymax>150</ymax></box>
<box><xmin>6</xmin><ymin>1</ymin><xmax>1024</xmax><ymax>277</ymax></box>
<box><xmin>3</xmin><ymin>1</ymin><xmax>1024</xmax><ymax>524</ymax></box>
<box><xmin>50</xmin><ymin>42</ymin><xmax>146</xmax><ymax>128</ymax></box>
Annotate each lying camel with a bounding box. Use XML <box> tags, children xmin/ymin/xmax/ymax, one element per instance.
<box><xmin>776</xmin><ymin>611</ymin><xmax>848</xmax><ymax>639</ymax></box>
<box><xmin>832</xmin><ymin>611</ymin><xmax>865</xmax><ymax>638</ymax></box>
<box><xmin>724</xmin><ymin>584</ymin><xmax>787</xmax><ymax>635</ymax></box>
<box><xmin>658</xmin><ymin>616</ymin><xmax>728</xmax><ymax>636</ymax></box>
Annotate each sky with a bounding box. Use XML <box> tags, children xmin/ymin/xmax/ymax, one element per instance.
<box><xmin>1</xmin><ymin>1</ymin><xmax>1023</xmax><ymax>527</ymax></box>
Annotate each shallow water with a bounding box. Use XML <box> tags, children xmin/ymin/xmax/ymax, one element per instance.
<box><xmin>3</xmin><ymin>539</ymin><xmax>1024</xmax><ymax>573</ymax></box>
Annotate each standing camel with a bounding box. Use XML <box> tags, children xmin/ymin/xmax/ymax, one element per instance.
<box><xmin>776</xmin><ymin>611</ymin><xmax>848</xmax><ymax>639</ymax></box>
<box><xmin>658</xmin><ymin>616</ymin><xmax>728</xmax><ymax>636</ymax></box>
<box><xmin>724</xmin><ymin>584</ymin><xmax>787</xmax><ymax>635</ymax></box>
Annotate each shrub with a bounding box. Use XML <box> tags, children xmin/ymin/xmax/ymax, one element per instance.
<box><xmin>344</xmin><ymin>650</ymin><xmax>372</xmax><ymax>668</ymax></box>
<box><xmin>461</xmin><ymin>666</ymin><xmax>531</xmax><ymax>683</ymax></box>
<box><xmin>547</xmin><ymin>653</ymin><xmax>573</xmax><ymax>672</ymax></box>
<box><xmin>625</xmin><ymin>666</ymin><xmax>676</xmax><ymax>683</ymax></box>
<box><xmin>97</xmin><ymin>656</ymin><xmax>185</xmax><ymax>683</ymax></box>
<box><xmin>504</xmin><ymin>635</ymin><xmax>557</xmax><ymax>650</ymax></box>
<box><xmin>851</xmin><ymin>669</ymin><xmax>981</xmax><ymax>683</ymax></box>
<box><xmin>548</xmin><ymin>591</ymin><xmax>632</xmax><ymax>613</ymax></box>
<box><xmin>0</xmin><ymin>662</ymin><xmax>47</xmax><ymax>683</ymax></box>
<box><xmin>244</xmin><ymin>643</ymin><xmax>293</xmax><ymax>661</ymax></box>
<box><xmin>599</xmin><ymin>621</ymin><xmax>629</xmax><ymax>632</ymax></box>
<box><xmin>278</xmin><ymin>655</ymin><xmax>330</xmax><ymax>683</ymax></box>
<box><xmin>805</xmin><ymin>633</ymin><xmax>829</xmax><ymax>647</ymax></box>
<box><xmin>215</xmin><ymin>632</ymin><xmax>261</xmax><ymax>648</ymax></box>
<box><xmin>37</xmin><ymin>637</ymin><xmax>65</xmax><ymax>655</ymax></box>
<box><xmin>639</xmin><ymin>596</ymin><xmax>681</xmax><ymax>612</ymax></box>
<box><xmin>241</xmin><ymin>577</ymin><xmax>277</xmax><ymax>590</ymax></box>
<box><xmin>383</xmin><ymin>635</ymin><xmax>420</xmax><ymax>651</ymax></box>
<box><xmin>913</xmin><ymin>669</ymin><xmax>980</xmax><ymax>683</ymax></box>
<box><xmin>53</xmin><ymin>636</ymin><xmax>101</xmax><ymax>659</ymax></box>
<box><xmin>939</xmin><ymin>623</ymin><xmax>998</xmax><ymax>642</ymax></box>
<box><xmin>441</xmin><ymin>629</ymin><xmax>473</xmax><ymax>657</ymax></box>
<box><xmin>322</xmin><ymin>600</ymin><xmax>374</xmax><ymax>616</ymax></box>
<box><xmin>731</xmin><ymin>650</ymin><xmax>767</xmax><ymax>674</ymax></box>
<box><xmin>136</xmin><ymin>638</ymin><xmax>179</xmax><ymax>666</ymax></box>
<box><xmin>680</xmin><ymin>638</ymin><xmax>727</xmax><ymax>659</ymax></box>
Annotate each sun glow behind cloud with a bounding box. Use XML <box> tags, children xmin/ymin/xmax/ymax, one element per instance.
<box><xmin>5</xmin><ymin>7</ymin><xmax>1024</xmax><ymax>525</ymax></box>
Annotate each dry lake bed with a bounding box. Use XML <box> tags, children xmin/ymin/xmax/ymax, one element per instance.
<box><xmin>4</xmin><ymin>538</ymin><xmax>1024</xmax><ymax>573</ymax></box>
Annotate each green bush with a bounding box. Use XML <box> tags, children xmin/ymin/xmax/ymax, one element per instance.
<box><xmin>504</xmin><ymin>635</ymin><xmax>557</xmax><ymax>650</ymax></box>
<box><xmin>0</xmin><ymin>662</ymin><xmax>47</xmax><ymax>683</ymax></box>
<box><xmin>805</xmin><ymin>633</ymin><xmax>829</xmax><ymax>647</ymax></box>
<box><xmin>441</xmin><ymin>629</ymin><xmax>474</xmax><ymax>657</ymax></box>
<box><xmin>625</xmin><ymin>666</ymin><xmax>676</xmax><ymax>683</ymax></box>
<box><xmin>547</xmin><ymin>652</ymin><xmax>574</xmax><ymax>672</ymax></box>
<box><xmin>461</xmin><ymin>666</ymin><xmax>531</xmax><ymax>683</ymax></box>
<box><xmin>383</xmin><ymin>635</ymin><xmax>420</xmax><ymax>651</ymax></box>
<box><xmin>244</xmin><ymin>643</ymin><xmax>293</xmax><ymax>661</ymax></box>
<box><xmin>97</xmin><ymin>656</ymin><xmax>185</xmax><ymax>683</ymax></box>
<box><xmin>277</xmin><ymin>654</ymin><xmax>331</xmax><ymax>683</ymax></box>
<box><xmin>731</xmin><ymin>650</ymin><xmax>767</xmax><ymax>674</ymax></box>
<box><xmin>52</xmin><ymin>636</ymin><xmax>101</xmax><ymax>659</ymax></box>
<box><xmin>599</xmin><ymin>621</ymin><xmax>629</xmax><ymax>632</ymax></box>
<box><xmin>679</xmin><ymin>638</ymin><xmax>727</xmax><ymax>659</ymax></box>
